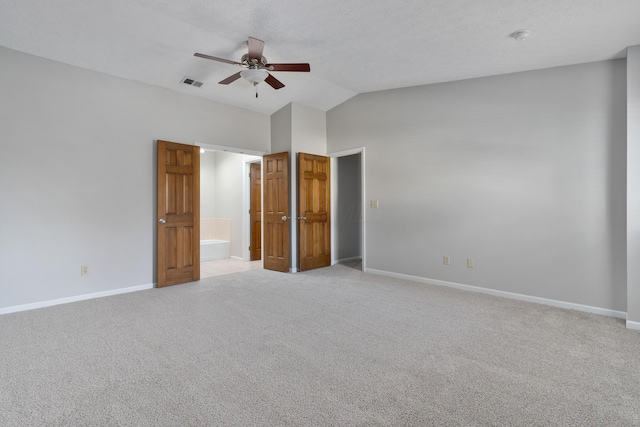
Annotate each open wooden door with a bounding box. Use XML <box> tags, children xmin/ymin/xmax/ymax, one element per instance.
<box><xmin>263</xmin><ymin>152</ymin><xmax>290</xmax><ymax>272</ymax></box>
<box><xmin>298</xmin><ymin>153</ymin><xmax>331</xmax><ymax>271</ymax></box>
<box><xmin>157</xmin><ymin>140</ymin><xmax>200</xmax><ymax>287</ymax></box>
<box><xmin>250</xmin><ymin>162</ymin><xmax>262</xmax><ymax>261</ymax></box>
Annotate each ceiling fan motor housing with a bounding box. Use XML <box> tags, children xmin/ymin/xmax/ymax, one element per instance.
<box><xmin>241</xmin><ymin>53</ymin><xmax>268</xmax><ymax>68</ymax></box>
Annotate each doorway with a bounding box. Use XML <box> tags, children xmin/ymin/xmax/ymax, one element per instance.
<box><xmin>199</xmin><ymin>148</ymin><xmax>263</xmax><ymax>278</ymax></box>
<box><xmin>330</xmin><ymin>148</ymin><xmax>365</xmax><ymax>271</ymax></box>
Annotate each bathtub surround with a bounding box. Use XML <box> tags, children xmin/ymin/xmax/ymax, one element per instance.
<box><xmin>200</xmin><ymin>218</ymin><xmax>232</xmax><ymax>242</ymax></box>
<box><xmin>199</xmin><ymin>218</ymin><xmax>232</xmax><ymax>261</ymax></box>
<box><xmin>0</xmin><ymin>264</ymin><xmax>638</xmax><ymax>425</ymax></box>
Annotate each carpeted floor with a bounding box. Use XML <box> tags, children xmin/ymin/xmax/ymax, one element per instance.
<box><xmin>1</xmin><ymin>264</ymin><xmax>639</xmax><ymax>426</ymax></box>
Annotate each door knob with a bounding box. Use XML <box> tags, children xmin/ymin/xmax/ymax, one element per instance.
<box><xmin>281</xmin><ymin>215</ymin><xmax>288</xmax><ymax>221</ymax></box>
<box><xmin>298</xmin><ymin>216</ymin><xmax>307</xmax><ymax>220</ymax></box>
<box><xmin>159</xmin><ymin>218</ymin><xmax>166</xmax><ymax>224</ymax></box>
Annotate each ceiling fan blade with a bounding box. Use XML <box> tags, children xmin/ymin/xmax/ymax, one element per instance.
<box><xmin>265</xmin><ymin>63</ymin><xmax>311</xmax><ymax>72</ymax></box>
<box><xmin>247</xmin><ymin>37</ymin><xmax>265</xmax><ymax>62</ymax></box>
<box><xmin>194</xmin><ymin>53</ymin><xmax>243</xmax><ymax>67</ymax></box>
<box><xmin>219</xmin><ymin>72</ymin><xmax>242</xmax><ymax>85</ymax></box>
<box><xmin>265</xmin><ymin>73</ymin><xmax>285</xmax><ymax>90</ymax></box>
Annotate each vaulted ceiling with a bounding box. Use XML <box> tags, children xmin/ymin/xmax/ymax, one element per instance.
<box><xmin>1</xmin><ymin>0</ymin><xmax>640</xmax><ymax>115</ymax></box>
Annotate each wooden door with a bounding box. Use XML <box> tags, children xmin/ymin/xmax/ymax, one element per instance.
<box><xmin>157</xmin><ymin>140</ymin><xmax>200</xmax><ymax>287</ymax></box>
<box><xmin>298</xmin><ymin>153</ymin><xmax>331</xmax><ymax>271</ymax></box>
<box><xmin>250</xmin><ymin>162</ymin><xmax>262</xmax><ymax>261</ymax></box>
<box><xmin>263</xmin><ymin>152</ymin><xmax>290</xmax><ymax>272</ymax></box>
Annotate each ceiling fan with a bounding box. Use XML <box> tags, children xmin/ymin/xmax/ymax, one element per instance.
<box><xmin>194</xmin><ymin>37</ymin><xmax>310</xmax><ymax>97</ymax></box>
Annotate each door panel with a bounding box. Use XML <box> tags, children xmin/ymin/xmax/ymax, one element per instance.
<box><xmin>157</xmin><ymin>140</ymin><xmax>200</xmax><ymax>287</ymax></box>
<box><xmin>298</xmin><ymin>153</ymin><xmax>331</xmax><ymax>271</ymax></box>
<box><xmin>263</xmin><ymin>152</ymin><xmax>290</xmax><ymax>272</ymax></box>
<box><xmin>250</xmin><ymin>162</ymin><xmax>262</xmax><ymax>261</ymax></box>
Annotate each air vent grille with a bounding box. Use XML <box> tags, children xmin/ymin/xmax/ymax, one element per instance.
<box><xmin>181</xmin><ymin>77</ymin><xmax>203</xmax><ymax>87</ymax></box>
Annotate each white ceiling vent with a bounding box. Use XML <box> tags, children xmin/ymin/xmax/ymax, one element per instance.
<box><xmin>181</xmin><ymin>77</ymin><xmax>203</xmax><ymax>87</ymax></box>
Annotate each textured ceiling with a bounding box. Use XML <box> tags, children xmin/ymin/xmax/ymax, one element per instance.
<box><xmin>1</xmin><ymin>0</ymin><xmax>640</xmax><ymax>115</ymax></box>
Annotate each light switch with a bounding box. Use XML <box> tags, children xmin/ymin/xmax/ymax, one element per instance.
<box><xmin>370</xmin><ymin>200</ymin><xmax>379</xmax><ymax>208</ymax></box>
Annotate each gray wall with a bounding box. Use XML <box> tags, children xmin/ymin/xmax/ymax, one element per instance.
<box><xmin>269</xmin><ymin>103</ymin><xmax>328</xmax><ymax>271</ymax></box>
<box><xmin>627</xmin><ymin>46</ymin><xmax>640</xmax><ymax>324</ymax></box>
<box><xmin>214</xmin><ymin>151</ymin><xmax>260</xmax><ymax>258</ymax></box>
<box><xmin>327</xmin><ymin>60</ymin><xmax>627</xmax><ymax>312</ymax></box>
<box><xmin>201</xmin><ymin>151</ymin><xmax>217</xmax><ymax>218</ymax></box>
<box><xmin>270</xmin><ymin>104</ymin><xmax>292</xmax><ymax>155</ymax></box>
<box><xmin>291</xmin><ymin>103</ymin><xmax>327</xmax><ymax>156</ymax></box>
<box><xmin>336</xmin><ymin>154</ymin><xmax>362</xmax><ymax>261</ymax></box>
<box><xmin>0</xmin><ymin>46</ymin><xmax>269</xmax><ymax>310</ymax></box>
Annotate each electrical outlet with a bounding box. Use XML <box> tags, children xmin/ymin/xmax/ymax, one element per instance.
<box><xmin>443</xmin><ymin>255</ymin><xmax>450</xmax><ymax>265</ymax></box>
<box><xmin>467</xmin><ymin>258</ymin><xmax>474</xmax><ymax>268</ymax></box>
<box><xmin>370</xmin><ymin>200</ymin><xmax>379</xmax><ymax>208</ymax></box>
<box><xmin>81</xmin><ymin>265</ymin><xmax>89</xmax><ymax>276</ymax></box>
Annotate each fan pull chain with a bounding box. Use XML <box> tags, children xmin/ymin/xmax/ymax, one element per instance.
<box><xmin>254</xmin><ymin>82</ymin><xmax>259</xmax><ymax>98</ymax></box>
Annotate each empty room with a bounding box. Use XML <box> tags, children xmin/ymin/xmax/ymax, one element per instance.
<box><xmin>1</xmin><ymin>0</ymin><xmax>640</xmax><ymax>425</ymax></box>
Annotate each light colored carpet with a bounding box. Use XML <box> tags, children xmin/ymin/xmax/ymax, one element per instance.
<box><xmin>1</xmin><ymin>264</ymin><xmax>639</xmax><ymax>426</ymax></box>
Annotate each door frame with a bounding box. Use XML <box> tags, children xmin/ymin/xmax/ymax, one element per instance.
<box><xmin>196</xmin><ymin>142</ymin><xmax>266</xmax><ymax>158</ymax></box>
<box><xmin>328</xmin><ymin>147</ymin><xmax>366</xmax><ymax>270</ymax></box>
<box><xmin>244</xmin><ymin>158</ymin><xmax>263</xmax><ymax>262</ymax></box>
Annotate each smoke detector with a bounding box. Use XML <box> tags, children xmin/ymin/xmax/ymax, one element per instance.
<box><xmin>511</xmin><ymin>30</ymin><xmax>531</xmax><ymax>41</ymax></box>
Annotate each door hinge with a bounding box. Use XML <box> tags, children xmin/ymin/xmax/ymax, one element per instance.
<box><xmin>249</xmin><ymin>246</ymin><xmax>251</xmax><ymax>251</ymax></box>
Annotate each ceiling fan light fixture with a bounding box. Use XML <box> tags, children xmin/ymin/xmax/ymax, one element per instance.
<box><xmin>240</xmin><ymin>69</ymin><xmax>269</xmax><ymax>84</ymax></box>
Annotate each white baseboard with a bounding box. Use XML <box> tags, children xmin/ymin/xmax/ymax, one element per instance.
<box><xmin>0</xmin><ymin>283</ymin><xmax>154</xmax><ymax>316</ymax></box>
<box><xmin>364</xmin><ymin>268</ymin><xmax>627</xmax><ymax>320</ymax></box>
<box><xmin>333</xmin><ymin>256</ymin><xmax>362</xmax><ymax>265</ymax></box>
<box><xmin>230</xmin><ymin>256</ymin><xmax>244</xmax><ymax>261</ymax></box>
<box><xmin>626</xmin><ymin>320</ymin><xmax>640</xmax><ymax>331</ymax></box>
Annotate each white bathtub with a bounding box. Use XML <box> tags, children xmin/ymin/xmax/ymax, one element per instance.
<box><xmin>200</xmin><ymin>239</ymin><xmax>230</xmax><ymax>262</ymax></box>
